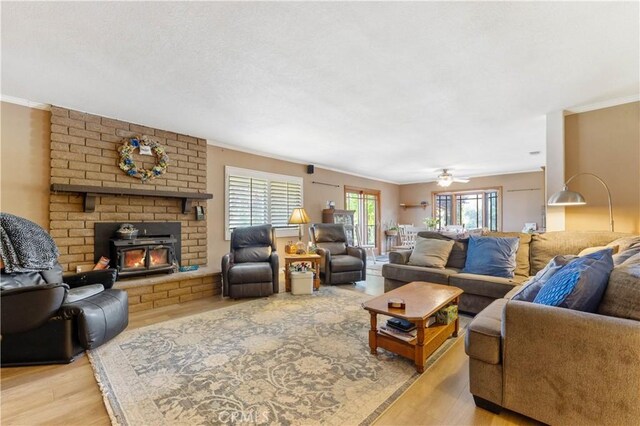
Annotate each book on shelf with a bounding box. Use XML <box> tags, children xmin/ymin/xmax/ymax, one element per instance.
<box><xmin>386</xmin><ymin>317</ymin><xmax>416</xmax><ymax>332</ymax></box>
<box><xmin>385</xmin><ymin>316</ymin><xmax>437</xmax><ymax>332</ymax></box>
<box><xmin>378</xmin><ymin>325</ymin><xmax>417</xmax><ymax>343</ymax></box>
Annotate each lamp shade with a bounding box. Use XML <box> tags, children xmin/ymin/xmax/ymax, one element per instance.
<box><xmin>547</xmin><ymin>173</ymin><xmax>614</xmax><ymax>232</ymax></box>
<box><xmin>547</xmin><ymin>187</ymin><xmax>586</xmax><ymax>206</ymax></box>
<box><xmin>288</xmin><ymin>207</ymin><xmax>310</xmax><ymax>225</ymax></box>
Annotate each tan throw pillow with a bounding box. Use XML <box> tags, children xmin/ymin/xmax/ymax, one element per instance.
<box><xmin>416</xmin><ymin>231</ymin><xmax>468</xmax><ymax>269</ymax></box>
<box><xmin>579</xmin><ymin>245</ymin><xmax>619</xmax><ymax>257</ymax></box>
<box><xmin>408</xmin><ymin>237</ymin><xmax>455</xmax><ymax>269</ymax></box>
<box><xmin>607</xmin><ymin>236</ymin><xmax>640</xmax><ymax>253</ymax></box>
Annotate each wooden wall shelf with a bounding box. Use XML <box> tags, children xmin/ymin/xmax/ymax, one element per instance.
<box><xmin>400</xmin><ymin>203</ymin><xmax>429</xmax><ymax>210</ymax></box>
<box><xmin>50</xmin><ymin>184</ymin><xmax>213</xmax><ymax>214</ymax></box>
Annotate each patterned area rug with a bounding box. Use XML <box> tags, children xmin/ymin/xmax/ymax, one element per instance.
<box><xmin>89</xmin><ymin>287</ymin><xmax>467</xmax><ymax>425</ymax></box>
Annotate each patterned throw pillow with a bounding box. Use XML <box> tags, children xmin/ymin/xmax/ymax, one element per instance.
<box><xmin>462</xmin><ymin>236</ymin><xmax>520</xmax><ymax>278</ymax></box>
<box><xmin>512</xmin><ymin>255</ymin><xmax>577</xmax><ymax>302</ymax></box>
<box><xmin>533</xmin><ymin>248</ymin><xmax>614</xmax><ymax>312</ymax></box>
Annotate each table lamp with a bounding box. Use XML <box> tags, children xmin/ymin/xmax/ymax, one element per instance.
<box><xmin>288</xmin><ymin>207</ymin><xmax>311</xmax><ymax>253</ymax></box>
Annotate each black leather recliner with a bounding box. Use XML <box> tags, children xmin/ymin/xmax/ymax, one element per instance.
<box><xmin>1</xmin><ymin>264</ymin><xmax>129</xmax><ymax>366</ymax></box>
<box><xmin>310</xmin><ymin>223</ymin><xmax>366</xmax><ymax>285</ymax></box>
<box><xmin>222</xmin><ymin>224</ymin><xmax>279</xmax><ymax>298</ymax></box>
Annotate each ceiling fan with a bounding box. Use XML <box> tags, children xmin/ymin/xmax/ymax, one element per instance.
<box><xmin>436</xmin><ymin>169</ymin><xmax>470</xmax><ymax>187</ymax></box>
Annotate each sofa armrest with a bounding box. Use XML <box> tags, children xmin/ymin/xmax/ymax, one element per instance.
<box><xmin>315</xmin><ymin>248</ymin><xmax>331</xmax><ymax>284</ymax></box>
<box><xmin>221</xmin><ymin>253</ymin><xmax>233</xmax><ymax>297</ymax></box>
<box><xmin>63</xmin><ymin>269</ymin><xmax>117</xmax><ymax>289</ymax></box>
<box><xmin>347</xmin><ymin>246</ymin><xmax>366</xmax><ymax>261</ymax></box>
<box><xmin>270</xmin><ymin>252</ymin><xmax>279</xmax><ymax>293</ymax></box>
<box><xmin>389</xmin><ymin>250</ymin><xmax>411</xmax><ymax>265</ymax></box>
<box><xmin>59</xmin><ymin>289</ymin><xmax>129</xmax><ymax>349</ymax></box>
<box><xmin>502</xmin><ymin>300</ymin><xmax>640</xmax><ymax>425</ymax></box>
<box><xmin>347</xmin><ymin>246</ymin><xmax>367</xmax><ymax>280</ymax></box>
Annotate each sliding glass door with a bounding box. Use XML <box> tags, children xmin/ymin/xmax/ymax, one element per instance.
<box><xmin>345</xmin><ymin>187</ymin><xmax>380</xmax><ymax>250</ymax></box>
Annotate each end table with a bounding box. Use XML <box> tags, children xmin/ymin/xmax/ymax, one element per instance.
<box><xmin>284</xmin><ymin>253</ymin><xmax>321</xmax><ymax>291</ymax></box>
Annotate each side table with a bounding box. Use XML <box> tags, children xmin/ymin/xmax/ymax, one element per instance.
<box><xmin>284</xmin><ymin>253</ymin><xmax>321</xmax><ymax>291</ymax></box>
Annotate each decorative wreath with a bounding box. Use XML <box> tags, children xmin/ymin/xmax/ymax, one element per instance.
<box><xmin>118</xmin><ymin>136</ymin><xmax>169</xmax><ymax>182</ymax></box>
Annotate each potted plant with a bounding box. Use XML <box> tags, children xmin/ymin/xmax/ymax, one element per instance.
<box><xmin>423</xmin><ymin>217</ymin><xmax>440</xmax><ymax>231</ymax></box>
<box><xmin>384</xmin><ymin>221</ymin><xmax>399</xmax><ymax>236</ymax></box>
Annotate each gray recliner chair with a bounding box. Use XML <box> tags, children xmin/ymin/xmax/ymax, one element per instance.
<box><xmin>309</xmin><ymin>223</ymin><xmax>366</xmax><ymax>285</ymax></box>
<box><xmin>222</xmin><ymin>224</ymin><xmax>279</xmax><ymax>298</ymax></box>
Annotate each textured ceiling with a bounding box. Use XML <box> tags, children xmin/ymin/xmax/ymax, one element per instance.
<box><xmin>2</xmin><ymin>2</ymin><xmax>638</xmax><ymax>183</ymax></box>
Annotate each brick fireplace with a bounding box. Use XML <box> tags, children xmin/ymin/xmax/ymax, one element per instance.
<box><xmin>48</xmin><ymin>106</ymin><xmax>209</xmax><ymax>274</ymax></box>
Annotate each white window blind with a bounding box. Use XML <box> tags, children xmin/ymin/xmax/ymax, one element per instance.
<box><xmin>270</xmin><ymin>181</ymin><xmax>303</xmax><ymax>227</ymax></box>
<box><xmin>227</xmin><ymin>176</ymin><xmax>268</xmax><ymax>229</ymax></box>
<box><xmin>225</xmin><ymin>166</ymin><xmax>303</xmax><ymax>239</ymax></box>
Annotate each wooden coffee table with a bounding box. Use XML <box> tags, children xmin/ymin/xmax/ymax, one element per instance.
<box><xmin>362</xmin><ymin>281</ymin><xmax>463</xmax><ymax>373</ymax></box>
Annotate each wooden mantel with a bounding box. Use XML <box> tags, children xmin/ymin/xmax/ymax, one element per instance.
<box><xmin>50</xmin><ymin>184</ymin><xmax>213</xmax><ymax>214</ymax></box>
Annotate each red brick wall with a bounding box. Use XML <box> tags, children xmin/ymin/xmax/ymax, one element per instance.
<box><xmin>49</xmin><ymin>106</ymin><xmax>208</xmax><ymax>272</ymax></box>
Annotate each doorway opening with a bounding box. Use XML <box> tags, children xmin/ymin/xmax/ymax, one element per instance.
<box><xmin>345</xmin><ymin>187</ymin><xmax>380</xmax><ymax>254</ymax></box>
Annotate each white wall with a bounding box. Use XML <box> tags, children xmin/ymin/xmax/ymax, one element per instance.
<box><xmin>545</xmin><ymin>110</ymin><xmax>566</xmax><ymax>231</ymax></box>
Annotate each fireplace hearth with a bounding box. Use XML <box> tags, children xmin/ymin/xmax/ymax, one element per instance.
<box><xmin>95</xmin><ymin>222</ymin><xmax>181</xmax><ymax>279</ymax></box>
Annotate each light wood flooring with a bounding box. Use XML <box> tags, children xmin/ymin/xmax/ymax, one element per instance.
<box><xmin>1</xmin><ymin>273</ymin><xmax>537</xmax><ymax>425</ymax></box>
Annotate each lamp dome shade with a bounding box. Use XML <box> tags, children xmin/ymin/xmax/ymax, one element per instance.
<box><xmin>288</xmin><ymin>207</ymin><xmax>310</xmax><ymax>224</ymax></box>
<box><xmin>547</xmin><ymin>188</ymin><xmax>587</xmax><ymax>206</ymax></box>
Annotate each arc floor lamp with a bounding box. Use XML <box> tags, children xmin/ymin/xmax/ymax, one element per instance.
<box><xmin>547</xmin><ymin>172</ymin><xmax>614</xmax><ymax>231</ymax></box>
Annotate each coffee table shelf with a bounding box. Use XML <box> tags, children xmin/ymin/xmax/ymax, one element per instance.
<box><xmin>363</xmin><ymin>281</ymin><xmax>463</xmax><ymax>373</ymax></box>
<box><xmin>376</xmin><ymin>322</ymin><xmax>457</xmax><ymax>365</ymax></box>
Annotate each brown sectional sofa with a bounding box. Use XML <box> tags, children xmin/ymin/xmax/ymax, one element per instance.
<box><xmin>465</xmin><ymin>248</ymin><xmax>640</xmax><ymax>425</ymax></box>
<box><xmin>382</xmin><ymin>230</ymin><xmax>629</xmax><ymax>314</ymax></box>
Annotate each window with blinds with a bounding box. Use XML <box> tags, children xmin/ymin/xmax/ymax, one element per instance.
<box><xmin>225</xmin><ymin>166</ymin><xmax>303</xmax><ymax>239</ymax></box>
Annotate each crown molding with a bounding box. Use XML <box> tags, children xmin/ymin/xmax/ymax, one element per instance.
<box><xmin>0</xmin><ymin>94</ymin><xmax>51</xmax><ymax>110</ymax></box>
<box><xmin>564</xmin><ymin>94</ymin><xmax>639</xmax><ymax>115</ymax></box>
<box><xmin>400</xmin><ymin>168</ymin><xmax>545</xmax><ymax>186</ymax></box>
<box><xmin>206</xmin><ymin>139</ymin><xmax>401</xmax><ymax>185</ymax></box>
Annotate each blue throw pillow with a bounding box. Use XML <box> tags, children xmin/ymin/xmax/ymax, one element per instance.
<box><xmin>462</xmin><ymin>236</ymin><xmax>520</xmax><ymax>278</ymax></box>
<box><xmin>512</xmin><ymin>255</ymin><xmax>577</xmax><ymax>302</ymax></box>
<box><xmin>533</xmin><ymin>248</ymin><xmax>614</xmax><ymax>312</ymax></box>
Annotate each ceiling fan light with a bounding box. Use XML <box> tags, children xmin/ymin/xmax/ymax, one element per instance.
<box><xmin>437</xmin><ymin>178</ymin><xmax>453</xmax><ymax>187</ymax></box>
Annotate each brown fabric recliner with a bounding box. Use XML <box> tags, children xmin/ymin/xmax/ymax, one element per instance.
<box><xmin>309</xmin><ymin>223</ymin><xmax>366</xmax><ymax>285</ymax></box>
<box><xmin>222</xmin><ymin>225</ymin><xmax>279</xmax><ymax>298</ymax></box>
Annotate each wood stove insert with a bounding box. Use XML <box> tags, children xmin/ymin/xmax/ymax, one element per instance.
<box><xmin>111</xmin><ymin>235</ymin><xmax>177</xmax><ymax>278</ymax></box>
<box><xmin>95</xmin><ymin>222</ymin><xmax>181</xmax><ymax>279</ymax></box>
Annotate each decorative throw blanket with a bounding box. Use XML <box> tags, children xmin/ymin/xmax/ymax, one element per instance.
<box><xmin>0</xmin><ymin>213</ymin><xmax>59</xmax><ymax>273</ymax></box>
